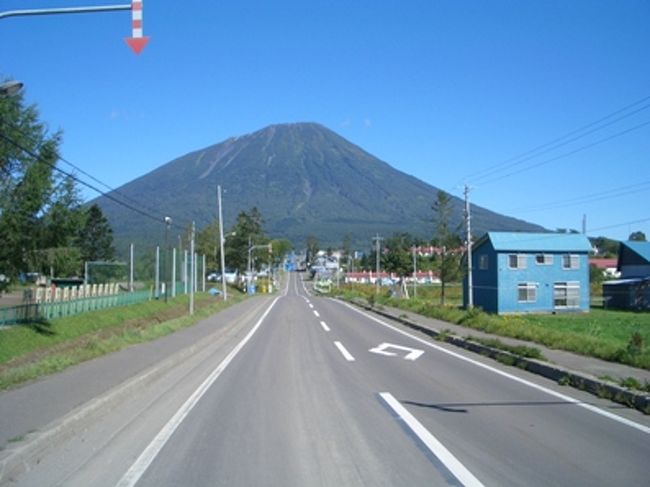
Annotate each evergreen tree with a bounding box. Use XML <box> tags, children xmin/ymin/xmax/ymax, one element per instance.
<box><xmin>225</xmin><ymin>207</ymin><xmax>267</xmax><ymax>271</ymax></box>
<box><xmin>0</xmin><ymin>84</ymin><xmax>61</xmax><ymax>276</ymax></box>
<box><xmin>77</xmin><ymin>204</ymin><xmax>115</xmax><ymax>263</ymax></box>
<box><xmin>432</xmin><ymin>190</ymin><xmax>462</xmax><ymax>305</ymax></box>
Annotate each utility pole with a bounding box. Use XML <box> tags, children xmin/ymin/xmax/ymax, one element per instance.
<box><xmin>412</xmin><ymin>246</ymin><xmax>417</xmax><ymax>299</ymax></box>
<box><xmin>372</xmin><ymin>234</ymin><xmax>384</xmax><ymax>294</ymax></box>
<box><xmin>129</xmin><ymin>243</ymin><xmax>134</xmax><ymax>292</ymax></box>
<box><xmin>164</xmin><ymin>216</ymin><xmax>172</xmax><ymax>303</ymax></box>
<box><xmin>217</xmin><ymin>185</ymin><xmax>227</xmax><ymax>300</ymax></box>
<box><xmin>189</xmin><ymin>221</ymin><xmax>195</xmax><ymax>315</ymax></box>
<box><xmin>155</xmin><ymin>245</ymin><xmax>160</xmax><ymax>299</ymax></box>
<box><xmin>464</xmin><ymin>184</ymin><xmax>473</xmax><ymax>309</ymax></box>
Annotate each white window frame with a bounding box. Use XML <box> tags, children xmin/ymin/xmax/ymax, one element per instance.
<box><xmin>553</xmin><ymin>281</ymin><xmax>580</xmax><ymax>309</ymax></box>
<box><xmin>535</xmin><ymin>254</ymin><xmax>553</xmax><ymax>265</ymax></box>
<box><xmin>562</xmin><ymin>254</ymin><xmax>580</xmax><ymax>269</ymax></box>
<box><xmin>517</xmin><ymin>282</ymin><xmax>537</xmax><ymax>303</ymax></box>
<box><xmin>508</xmin><ymin>254</ymin><xmax>527</xmax><ymax>269</ymax></box>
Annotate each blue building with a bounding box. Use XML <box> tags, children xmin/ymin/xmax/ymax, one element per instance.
<box><xmin>465</xmin><ymin>232</ymin><xmax>593</xmax><ymax>314</ymax></box>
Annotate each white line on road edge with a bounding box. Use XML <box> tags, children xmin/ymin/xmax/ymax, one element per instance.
<box><xmin>340</xmin><ymin>301</ymin><xmax>650</xmax><ymax>435</ymax></box>
<box><xmin>320</xmin><ymin>321</ymin><xmax>330</xmax><ymax>332</ymax></box>
<box><xmin>116</xmin><ymin>297</ymin><xmax>281</xmax><ymax>487</ymax></box>
<box><xmin>334</xmin><ymin>341</ymin><xmax>355</xmax><ymax>361</ymax></box>
<box><xmin>313</xmin><ymin>310</ymin><xmax>320</xmax><ymax>318</ymax></box>
<box><xmin>379</xmin><ymin>392</ymin><xmax>485</xmax><ymax>487</ymax></box>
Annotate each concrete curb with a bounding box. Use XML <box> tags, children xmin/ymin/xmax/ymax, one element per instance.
<box><xmin>347</xmin><ymin>298</ymin><xmax>650</xmax><ymax>415</ymax></box>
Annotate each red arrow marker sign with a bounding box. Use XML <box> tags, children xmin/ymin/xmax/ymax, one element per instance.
<box><xmin>125</xmin><ymin>0</ymin><xmax>149</xmax><ymax>54</ymax></box>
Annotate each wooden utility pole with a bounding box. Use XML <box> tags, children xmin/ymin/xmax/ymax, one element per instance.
<box><xmin>464</xmin><ymin>185</ymin><xmax>473</xmax><ymax>309</ymax></box>
<box><xmin>373</xmin><ymin>234</ymin><xmax>384</xmax><ymax>294</ymax></box>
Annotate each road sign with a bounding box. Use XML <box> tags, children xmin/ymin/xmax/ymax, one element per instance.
<box><xmin>125</xmin><ymin>0</ymin><xmax>149</xmax><ymax>54</ymax></box>
<box><xmin>369</xmin><ymin>343</ymin><xmax>424</xmax><ymax>361</ymax></box>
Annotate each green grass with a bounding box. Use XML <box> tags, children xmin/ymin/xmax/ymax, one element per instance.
<box><xmin>334</xmin><ymin>283</ymin><xmax>650</xmax><ymax>370</ymax></box>
<box><xmin>0</xmin><ymin>291</ymin><xmax>246</xmax><ymax>390</ymax></box>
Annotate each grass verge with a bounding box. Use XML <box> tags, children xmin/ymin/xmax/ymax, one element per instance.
<box><xmin>334</xmin><ymin>284</ymin><xmax>650</xmax><ymax>370</ymax></box>
<box><xmin>0</xmin><ymin>291</ymin><xmax>246</xmax><ymax>391</ymax></box>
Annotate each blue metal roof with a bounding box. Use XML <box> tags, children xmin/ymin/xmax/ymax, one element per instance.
<box><xmin>479</xmin><ymin>232</ymin><xmax>593</xmax><ymax>252</ymax></box>
<box><xmin>621</xmin><ymin>241</ymin><xmax>650</xmax><ymax>263</ymax></box>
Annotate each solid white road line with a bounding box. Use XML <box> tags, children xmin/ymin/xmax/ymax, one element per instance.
<box><xmin>320</xmin><ymin>321</ymin><xmax>330</xmax><ymax>332</ymax></box>
<box><xmin>116</xmin><ymin>297</ymin><xmax>281</xmax><ymax>487</ymax></box>
<box><xmin>379</xmin><ymin>392</ymin><xmax>485</xmax><ymax>487</ymax></box>
<box><xmin>334</xmin><ymin>341</ymin><xmax>355</xmax><ymax>362</ymax></box>
<box><xmin>340</xmin><ymin>301</ymin><xmax>650</xmax><ymax>435</ymax></box>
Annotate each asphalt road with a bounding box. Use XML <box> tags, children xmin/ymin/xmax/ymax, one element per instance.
<box><xmin>5</xmin><ymin>273</ymin><xmax>650</xmax><ymax>486</ymax></box>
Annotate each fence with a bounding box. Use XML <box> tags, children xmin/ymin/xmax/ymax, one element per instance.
<box><xmin>0</xmin><ymin>288</ymin><xmax>155</xmax><ymax>326</ymax></box>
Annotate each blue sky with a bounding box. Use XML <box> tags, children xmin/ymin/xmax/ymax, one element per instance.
<box><xmin>2</xmin><ymin>0</ymin><xmax>649</xmax><ymax>242</ymax></box>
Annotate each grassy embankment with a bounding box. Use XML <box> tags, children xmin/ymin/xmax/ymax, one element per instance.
<box><xmin>333</xmin><ymin>283</ymin><xmax>650</xmax><ymax>375</ymax></box>
<box><xmin>0</xmin><ymin>291</ymin><xmax>246</xmax><ymax>391</ymax></box>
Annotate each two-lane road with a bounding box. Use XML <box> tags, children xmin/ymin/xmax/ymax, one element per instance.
<box><xmin>7</xmin><ymin>273</ymin><xmax>650</xmax><ymax>486</ymax></box>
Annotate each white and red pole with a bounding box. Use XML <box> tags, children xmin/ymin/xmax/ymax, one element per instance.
<box><xmin>125</xmin><ymin>0</ymin><xmax>149</xmax><ymax>54</ymax></box>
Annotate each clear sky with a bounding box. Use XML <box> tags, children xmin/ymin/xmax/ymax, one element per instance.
<box><xmin>2</xmin><ymin>0</ymin><xmax>649</xmax><ymax>242</ymax></box>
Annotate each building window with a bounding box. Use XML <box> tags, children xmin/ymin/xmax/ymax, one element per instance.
<box><xmin>479</xmin><ymin>255</ymin><xmax>489</xmax><ymax>270</ymax></box>
<box><xmin>562</xmin><ymin>254</ymin><xmax>580</xmax><ymax>269</ymax></box>
<box><xmin>554</xmin><ymin>282</ymin><xmax>580</xmax><ymax>308</ymax></box>
<box><xmin>535</xmin><ymin>254</ymin><xmax>553</xmax><ymax>265</ymax></box>
<box><xmin>517</xmin><ymin>282</ymin><xmax>537</xmax><ymax>303</ymax></box>
<box><xmin>508</xmin><ymin>254</ymin><xmax>527</xmax><ymax>269</ymax></box>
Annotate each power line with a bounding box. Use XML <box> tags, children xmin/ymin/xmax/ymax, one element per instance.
<box><xmin>478</xmin><ymin>119</ymin><xmax>650</xmax><ymax>186</ymax></box>
<box><xmin>0</xmin><ymin>117</ymin><xmax>167</xmax><ymax>223</ymax></box>
<box><xmin>502</xmin><ymin>179</ymin><xmax>650</xmax><ymax>214</ymax></box>
<box><xmin>0</xmin><ymin>131</ymin><xmax>183</xmax><ymax>229</ymax></box>
<box><xmin>457</xmin><ymin>94</ymin><xmax>650</xmax><ymax>185</ymax></box>
<box><xmin>587</xmin><ymin>217</ymin><xmax>650</xmax><ymax>234</ymax></box>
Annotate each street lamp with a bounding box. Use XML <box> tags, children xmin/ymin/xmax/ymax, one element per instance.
<box><xmin>0</xmin><ymin>80</ymin><xmax>23</xmax><ymax>97</ymax></box>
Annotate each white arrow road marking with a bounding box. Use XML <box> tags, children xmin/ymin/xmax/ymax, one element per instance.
<box><xmin>341</xmin><ymin>301</ymin><xmax>650</xmax><ymax>435</ymax></box>
<box><xmin>380</xmin><ymin>392</ymin><xmax>485</xmax><ymax>487</ymax></box>
<box><xmin>334</xmin><ymin>341</ymin><xmax>355</xmax><ymax>361</ymax></box>
<box><xmin>369</xmin><ymin>342</ymin><xmax>424</xmax><ymax>361</ymax></box>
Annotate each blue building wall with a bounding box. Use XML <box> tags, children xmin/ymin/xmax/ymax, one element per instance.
<box><xmin>466</xmin><ymin>233</ymin><xmax>592</xmax><ymax>314</ymax></box>
<box><xmin>494</xmin><ymin>252</ymin><xmax>589</xmax><ymax>314</ymax></box>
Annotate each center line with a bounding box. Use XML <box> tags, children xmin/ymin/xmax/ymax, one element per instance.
<box><xmin>313</xmin><ymin>310</ymin><xmax>320</xmax><ymax>318</ymax></box>
<box><xmin>320</xmin><ymin>320</ymin><xmax>330</xmax><ymax>332</ymax></box>
<box><xmin>334</xmin><ymin>341</ymin><xmax>355</xmax><ymax>361</ymax></box>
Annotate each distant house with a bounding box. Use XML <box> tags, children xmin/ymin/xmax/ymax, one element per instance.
<box><xmin>602</xmin><ymin>241</ymin><xmax>650</xmax><ymax>310</ymax></box>
<box><xmin>465</xmin><ymin>232</ymin><xmax>592</xmax><ymax>314</ymax></box>
<box><xmin>589</xmin><ymin>258</ymin><xmax>620</xmax><ymax>279</ymax></box>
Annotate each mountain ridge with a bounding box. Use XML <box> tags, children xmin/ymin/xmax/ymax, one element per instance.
<box><xmin>94</xmin><ymin>122</ymin><xmax>545</xmax><ymax>251</ymax></box>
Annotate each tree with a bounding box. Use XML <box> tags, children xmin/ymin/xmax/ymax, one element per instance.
<box><xmin>77</xmin><ymin>204</ymin><xmax>115</xmax><ymax>263</ymax></box>
<box><xmin>270</xmin><ymin>239</ymin><xmax>293</xmax><ymax>266</ymax></box>
<box><xmin>196</xmin><ymin>219</ymin><xmax>222</xmax><ymax>271</ymax></box>
<box><xmin>432</xmin><ymin>190</ymin><xmax>462</xmax><ymax>305</ymax></box>
<box><xmin>306</xmin><ymin>235</ymin><xmax>319</xmax><ymax>264</ymax></box>
<box><xmin>383</xmin><ymin>233</ymin><xmax>415</xmax><ymax>278</ymax></box>
<box><xmin>629</xmin><ymin>231</ymin><xmax>647</xmax><ymax>242</ymax></box>
<box><xmin>225</xmin><ymin>207</ymin><xmax>267</xmax><ymax>271</ymax></box>
<box><xmin>0</xmin><ymin>83</ymin><xmax>86</xmax><ymax>278</ymax></box>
